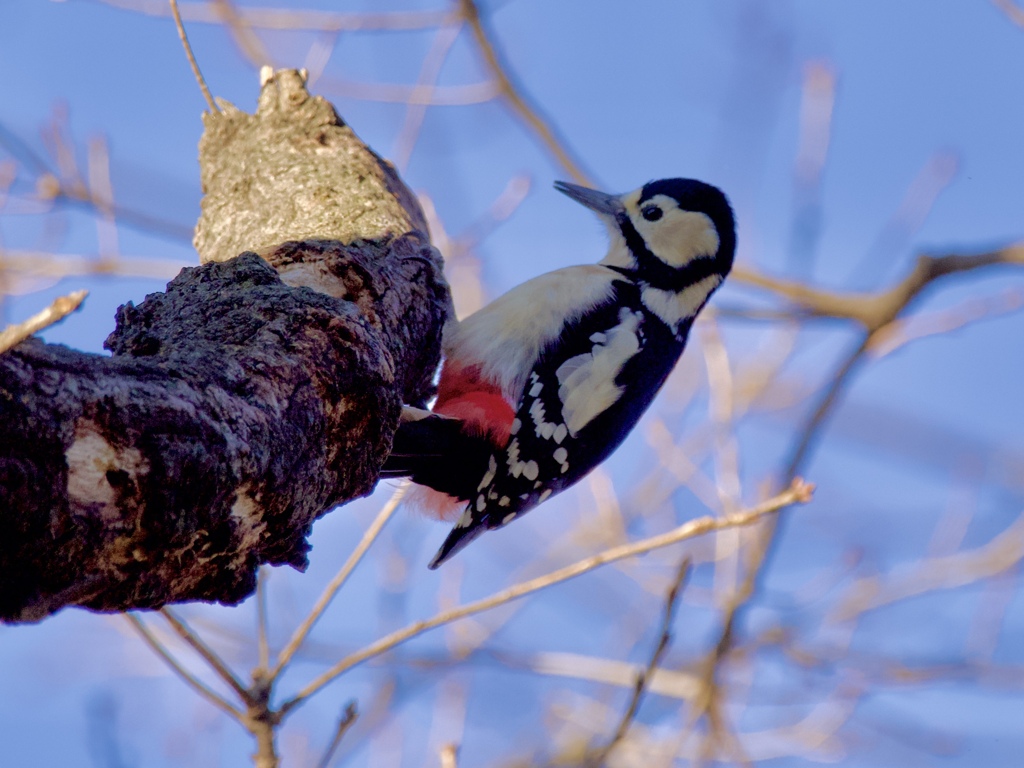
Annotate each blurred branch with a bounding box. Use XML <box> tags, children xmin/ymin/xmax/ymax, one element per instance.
<box><xmin>869</xmin><ymin>287</ymin><xmax>1024</xmax><ymax>358</ymax></box>
<box><xmin>124</xmin><ymin>613</ymin><xmax>243</xmax><ymax>720</ymax></box>
<box><xmin>587</xmin><ymin>558</ymin><xmax>692</xmax><ymax>767</ymax></box>
<box><xmin>100</xmin><ymin>0</ymin><xmax>457</xmax><ymax>32</ymax></box>
<box><xmin>995</xmin><ymin>0</ymin><xmax>1024</xmax><ymax>28</ymax></box>
<box><xmin>160</xmin><ymin>607</ymin><xmax>252</xmax><ymax>704</ymax></box>
<box><xmin>439</xmin><ymin>743</ymin><xmax>459</xmax><ymax>768</ymax></box>
<box><xmin>0</xmin><ymin>251</ymin><xmax>187</xmax><ymax>283</ymax></box>
<box><xmin>0</xmin><ymin>117</ymin><xmax>194</xmax><ymax>242</ymax></box>
<box><xmin>211</xmin><ymin>0</ymin><xmax>273</xmax><ymax>69</ymax></box>
<box><xmin>271</xmin><ymin>484</ymin><xmax>408</xmax><ymax>679</ymax></box>
<box><xmin>688</xmin><ymin>241</ymin><xmax>1024</xmax><ymax>760</ymax></box>
<box><xmin>830</xmin><ymin>510</ymin><xmax>1024</xmax><ymax>624</ymax></box>
<box><xmin>279</xmin><ymin>479</ymin><xmax>813</xmax><ymax>715</ymax></box>
<box><xmin>733</xmin><ymin>243</ymin><xmax>1024</xmax><ymax>331</ymax></box>
<box><xmin>392</xmin><ymin>23</ymin><xmax>465</xmax><ymax>171</ymax></box>
<box><xmin>458</xmin><ymin>0</ymin><xmax>594</xmax><ymax>185</ymax></box>
<box><xmin>315</xmin><ymin>701</ymin><xmax>358</xmax><ymax>768</ymax></box>
<box><xmin>0</xmin><ymin>289</ymin><xmax>86</xmax><ymax>354</ymax></box>
<box><xmin>256</xmin><ymin>567</ymin><xmax>270</xmax><ymax>671</ymax></box>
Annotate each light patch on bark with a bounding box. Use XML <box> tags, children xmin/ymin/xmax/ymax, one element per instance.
<box><xmin>230</xmin><ymin>486</ymin><xmax>267</xmax><ymax>552</ymax></box>
<box><xmin>65</xmin><ymin>421</ymin><xmax>148</xmax><ymax>520</ymax></box>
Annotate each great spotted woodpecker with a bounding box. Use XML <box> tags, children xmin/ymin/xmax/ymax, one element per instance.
<box><xmin>382</xmin><ymin>178</ymin><xmax>736</xmax><ymax>568</ymax></box>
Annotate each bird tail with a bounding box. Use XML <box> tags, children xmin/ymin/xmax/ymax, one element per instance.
<box><xmin>381</xmin><ymin>407</ymin><xmax>495</xmax><ymax>504</ymax></box>
<box><xmin>427</xmin><ymin>520</ymin><xmax>488</xmax><ymax>569</ymax></box>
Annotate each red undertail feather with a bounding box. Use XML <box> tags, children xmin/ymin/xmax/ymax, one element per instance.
<box><xmin>407</xmin><ymin>362</ymin><xmax>515</xmax><ymax>522</ymax></box>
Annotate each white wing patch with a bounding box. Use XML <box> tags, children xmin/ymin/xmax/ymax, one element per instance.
<box><xmin>641</xmin><ymin>274</ymin><xmax>722</xmax><ymax>333</ymax></box>
<box><xmin>555</xmin><ymin>307</ymin><xmax>643</xmax><ymax>436</ymax></box>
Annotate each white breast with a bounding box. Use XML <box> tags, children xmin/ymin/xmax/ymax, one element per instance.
<box><xmin>446</xmin><ymin>265</ymin><xmax>620</xmax><ymax>402</ymax></box>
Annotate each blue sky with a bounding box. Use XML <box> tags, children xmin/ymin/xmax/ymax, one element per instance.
<box><xmin>2</xmin><ymin>1</ymin><xmax>1023</xmax><ymax>766</ymax></box>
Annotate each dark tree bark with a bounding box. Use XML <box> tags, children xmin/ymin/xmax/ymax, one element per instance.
<box><xmin>0</xmin><ymin>69</ymin><xmax>450</xmax><ymax>624</ymax></box>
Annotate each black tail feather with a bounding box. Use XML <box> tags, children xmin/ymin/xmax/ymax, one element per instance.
<box><xmin>428</xmin><ymin>521</ymin><xmax>487</xmax><ymax>569</ymax></box>
<box><xmin>382</xmin><ymin>413</ymin><xmax>495</xmax><ymax>501</ymax></box>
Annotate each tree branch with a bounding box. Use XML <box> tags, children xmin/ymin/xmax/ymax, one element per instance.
<box><xmin>0</xmin><ymin>69</ymin><xmax>450</xmax><ymax>623</ymax></box>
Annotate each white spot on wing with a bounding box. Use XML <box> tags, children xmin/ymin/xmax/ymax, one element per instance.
<box><xmin>523</xmin><ymin>460</ymin><xmax>539</xmax><ymax>481</ymax></box>
<box><xmin>477</xmin><ymin>454</ymin><xmax>498</xmax><ymax>491</ymax></box>
<box><xmin>553</xmin><ymin>447</ymin><xmax>568</xmax><ymax>464</ymax></box>
<box><xmin>556</xmin><ymin>307</ymin><xmax>643</xmax><ymax>436</ymax></box>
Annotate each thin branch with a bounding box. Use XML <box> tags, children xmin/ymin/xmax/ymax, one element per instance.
<box><xmin>588</xmin><ymin>557</ymin><xmax>692</xmax><ymax>767</ymax></box>
<box><xmin>160</xmin><ymin>607</ymin><xmax>253</xmax><ymax>704</ymax></box>
<box><xmin>458</xmin><ymin>0</ymin><xmax>594</xmax><ymax>185</ymax></box>
<box><xmin>124</xmin><ymin>613</ymin><xmax>243</xmax><ymax>720</ymax></box>
<box><xmin>103</xmin><ymin>0</ymin><xmax>456</xmax><ymax>32</ymax></box>
<box><xmin>170</xmin><ymin>0</ymin><xmax>219</xmax><ymax>113</ymax></box>
<box><xmin>733</xmin><ymin>243</ymin><xmax>1024</xmax><ymax>331</ymax></box>
<box><xmin>995</xmin><ymin>0</ymin><xmax>1024</xmax><ymax>29</ymax></box>
<box><xmin>256</xmin><ymin>567</ymin><xmax>270</xmax><ymax>672</ymax></box>
<box><xmin>279</xmin><ymin>479</ymin><xmax>813</xmax><ymax>716</ymax></box>
<box><xmin>392</xmin><ymin>23</ymin><xmax>464</xmax><ymax>171</ymax></box>
<box><xmin>315</xmin><ymin>701</ymin><xmax>358</xmax><ymax>768</ymax></box>
<box><xmin>271</xmin><ymin>484</ymin><xmax>408</xmax><ymax>679</ymax></box>
<box><xmin>0</xmin><ymin>289</ymin><xmax>87</xmax><ymax>354</ymax></box>
<box><xmin>211</xmin><ymin>0</ymin><xmax>273</xmax><ymax>69</ymax></box>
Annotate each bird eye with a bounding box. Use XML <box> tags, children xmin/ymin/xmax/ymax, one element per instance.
<box><xmin>641</xmin><ymin>205</ymin><xmax>662</xmax><ymax>222</ymax></box>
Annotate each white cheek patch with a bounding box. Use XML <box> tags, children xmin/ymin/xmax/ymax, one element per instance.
<box><xmin>641</xmin><ymin>274</ymin><xmax>722</xmax><ymax>332</ymax></box>
<box><xmin>555</xmin><ymin>307</ymin><xmax>643</xmax><ymax>436</ymax></box>
<box><xmin>632</xmin><ymin>196</ymin><xmax>719</xmax><ymax>268</ymax></box>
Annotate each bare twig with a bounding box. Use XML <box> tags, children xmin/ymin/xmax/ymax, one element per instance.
<box><xmin>315</xmin><ymin>701</ymin><xmax>358</xmax><ymax>768</ymax></box>
<box><xmin>279</xmin><ymin>479</ymin><xmax>813</xmax><ymax>716</ymax></box>
<box><xmin>104</xmin><ymin>0</ymin><xmax>456</xmax><ymax>32</ymax></box>
<box><xmin>733</xmin><ymin>243</ymin><xmax>1024</xmax><ymax>331</ymax></box>
<box><xmin>170</xmin><ymin>0</ymin><xmax>219</xmax><ymax>113</ymax></box>
<box><xmin>0</xmin><ymin>289</ymin><xmax>87</xmax><ymax>354</ymax></box>
<box><xmin>588</xmin><ymin>558</ymin><xmax>692</xmax><ymax>766</ymax></box>
<box><xmin>458</xmin><ymin>0</ymin><xmax>594</xmax><ymax>185</ymax></box>
<box><xmin>160</xmin><ymin>607</ymin><xmax>253</xmax><ymax>704</ymax></box>
<box><xmin>256</xmin><ymin>567</ymin><xmax>270</xmax><ymax>672</ymax></box>
<box><xmin>124</xmin><ymin>613</ymin><xmax>243</xmax><ymax>720</ymax></box>
<box><xmin>271</xmin><ymin>484</ymin><xmax>408</xmax><ymax>679</ymax></box>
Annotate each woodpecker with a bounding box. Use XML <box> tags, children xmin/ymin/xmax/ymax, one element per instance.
<box><xmin>382</xmin><ymin>178</ymin><xmax>736</xmax><ymax>568</ymax></box>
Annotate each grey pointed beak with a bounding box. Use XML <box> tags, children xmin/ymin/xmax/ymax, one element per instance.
<box><xmin>554</xmin><ymin>181</ymin><xmax>624</xmax><ymax>215</ymax></box>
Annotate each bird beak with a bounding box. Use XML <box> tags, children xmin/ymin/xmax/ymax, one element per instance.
<box><xmin>554</xmin><ymin>181</ymin><xmax>624</xmax><ymax>215</ymax></box>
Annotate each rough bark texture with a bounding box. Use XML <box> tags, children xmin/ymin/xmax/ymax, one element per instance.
<box><xmin>0</xmin><ymin>69</ymin><xmax>450</xmax><ymax>624</ymax></box>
